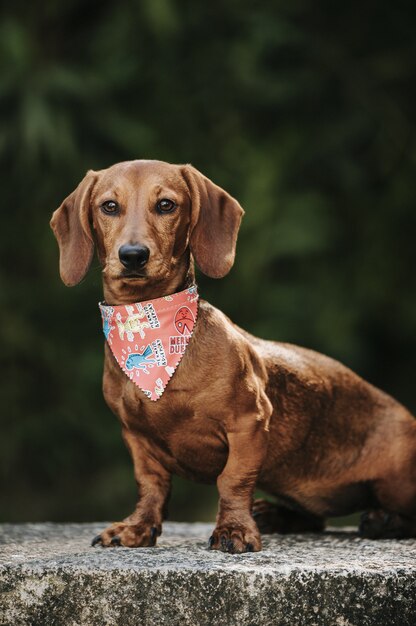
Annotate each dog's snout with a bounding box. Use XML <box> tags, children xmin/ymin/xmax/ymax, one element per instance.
<box><xmin>118</xmin><ymin>244</ymin><xmax>150</xmax><ymax>271</ymax></box>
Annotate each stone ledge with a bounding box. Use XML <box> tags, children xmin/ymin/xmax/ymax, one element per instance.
<box><xmin>0</xmin><ymin>523</ymin><xmax>415</xmax><ymax>626</ymax></box>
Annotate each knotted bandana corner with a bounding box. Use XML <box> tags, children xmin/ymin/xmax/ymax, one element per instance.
<box><xmin>99</xmin><ymin>285</ymin><xmax>199</xmax><ymax>401</ymax></box>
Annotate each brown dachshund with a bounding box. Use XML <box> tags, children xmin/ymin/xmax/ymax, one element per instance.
<box><xmin>50</xmin><ymin>160</ymin><xmax>416</xmax><ymax>552</ymax></box>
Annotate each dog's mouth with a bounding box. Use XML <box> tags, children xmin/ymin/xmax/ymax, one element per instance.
<box><xmin>119</xmin><ymin>270</ymin><xmax>148</xmax><ymax>280</ymax></box>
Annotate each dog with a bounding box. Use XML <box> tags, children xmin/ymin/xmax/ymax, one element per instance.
<box><xmin>50</xmin><ymin>159</ymin><xmax>416</xmax><ymax>552</ymax></box>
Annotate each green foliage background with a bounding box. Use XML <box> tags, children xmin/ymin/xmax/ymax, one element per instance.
<box><xmin>1</xmin><ymin>0</ymin><xmax>416</xmax><ymax>523</ymax></box>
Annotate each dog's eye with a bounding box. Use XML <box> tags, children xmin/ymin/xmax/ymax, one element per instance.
<box><xmin>101</xmin><ymin>200</ymin><xmax>119</xmax><ymax>215</ymax></box>
<box><xmin>156</xmin><ymin>199</ymin><xmax>176</xmax><ymax>214</ymax></box>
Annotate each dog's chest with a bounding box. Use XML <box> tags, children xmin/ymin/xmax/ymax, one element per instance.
<box><xmin>110</xmin><ymin>378</ymin><xmax>229</xmax><ymax>481</ymax></box>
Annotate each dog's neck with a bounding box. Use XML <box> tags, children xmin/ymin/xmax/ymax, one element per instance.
<box><xmin>102</xmin><ymin>256</ymin><xmax>196</xmax><ymax>306</ymax></box>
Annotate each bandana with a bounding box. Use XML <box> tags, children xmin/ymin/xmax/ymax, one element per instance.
<box><xmin>99</xmin><ymin>285</ymin><xmax>199</xmax><ymax>401</ymax></box>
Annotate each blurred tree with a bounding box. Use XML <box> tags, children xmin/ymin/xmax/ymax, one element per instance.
<box><xmin>1</xmin><ymin>0</ymin><xmax>415</xmax><ymax>522</ymax></box>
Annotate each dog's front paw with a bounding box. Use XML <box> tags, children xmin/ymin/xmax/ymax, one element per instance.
<box><xmin>91</xmin><ymin>522</ymin><xmax>160</xmax><ymax>548</ymax></box>
<box><xmin>208</xmin><ymin>522</ymin><xmax>262</xmax><ymax>554</ymax></box>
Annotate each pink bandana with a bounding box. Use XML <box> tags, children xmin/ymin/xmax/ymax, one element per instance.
<box><xmin>99</xmin><ymin>285</ymin><xmax>199</xmax><ymax>401</ymax></box>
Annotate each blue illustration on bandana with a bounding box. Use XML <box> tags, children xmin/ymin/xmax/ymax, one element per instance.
<box><xmin>101</xmin><ymin>306</ymin><xmax>114</xmax><ymax>339</ymax></box>
<box><xmin>125</xmin><ymin>345</ymin><xmax>156</xmax><ymax>371</ymax></box>
<box><xmin>103</xmin><ymin>317</ymin><xmax>112</xmax><ymax>339</ymax></box>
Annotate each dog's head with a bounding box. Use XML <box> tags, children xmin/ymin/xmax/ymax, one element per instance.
<box><xmin>50</xmin><ymin>160</ymin><xmax>244</xmax><ymax>291</ymax></box>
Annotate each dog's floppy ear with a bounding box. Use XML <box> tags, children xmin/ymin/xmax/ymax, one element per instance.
<box><xmin>182</xmin><ymin>165</ymin><xmax>244</xmax><ymax>278</ymax></box>
<box><xmin>50</xmin><ymin>170</ymin><xmax>97</xmax><ymax>286</ymax></box>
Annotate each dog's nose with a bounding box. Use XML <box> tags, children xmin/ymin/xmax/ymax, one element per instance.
<box><xmin>118</xmin><ymin>244</ymin><xmax>150</xmax><ymax>270</ymax></box>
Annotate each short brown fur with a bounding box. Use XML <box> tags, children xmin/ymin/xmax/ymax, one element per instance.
<box><xmin>51</xmin><ymin>160</ymin><xmax>416</xmax><ymax>552</ymax></box>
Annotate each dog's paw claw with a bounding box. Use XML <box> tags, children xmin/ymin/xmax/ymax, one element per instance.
<box><xmin>91</xmin><ymin>534</ymin><xmax>103</xmax><ymax>547</ymax></box>
<box><xmin>110</xmin><ymin>536</ymin><xmax>121</xmax><ymax>546</ymax></box>
<box><xmin>208</xmin><ymin>535</ymin><xmax>215</xmax><ymax>548</ymax></box>
<box><xmin>226</xmin><ymin>539</ymin><xmax>235</xmax><ymax>553</ymax></box>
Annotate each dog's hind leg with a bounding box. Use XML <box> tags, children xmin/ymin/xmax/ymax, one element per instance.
<box><xmin>360</xmin><ymin>418</ymin><xmax>416</xmax><ymax>539</ymax></box>
<box><xmin>359</xmin><ymin>472</ymin><xmax>416</xmax><ymax>538</ymax></box>
<box><xmin>252</xmin><ymin>499</ymin><xmax>325</xmax><ymax>534</ymax></box>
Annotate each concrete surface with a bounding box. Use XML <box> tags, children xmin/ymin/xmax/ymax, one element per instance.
<box><xmin>0</xmin><ymin>522</ymin><xmax>415</xmax><ymax>625</ymax></box>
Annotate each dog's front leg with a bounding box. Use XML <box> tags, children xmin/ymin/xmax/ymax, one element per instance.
<box><xmin>92</xmin><ymin>429</ymin><xmax>171</xmax><ymax>548</ymax></box>
<box><xmin>209</xmin><ymin>422</ymin><xmax>269</xmax><ymax>554</ymax></box>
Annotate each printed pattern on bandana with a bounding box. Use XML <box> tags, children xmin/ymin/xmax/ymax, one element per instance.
<box><xmin>99</xmin><ymin>286</ymin><xmax>198</xmax><ymax>401</ymax></box>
